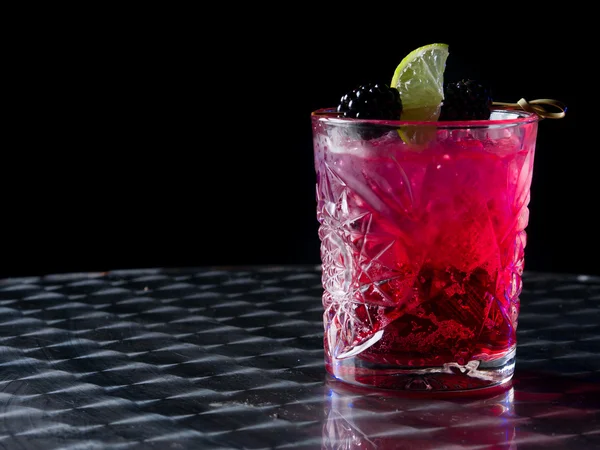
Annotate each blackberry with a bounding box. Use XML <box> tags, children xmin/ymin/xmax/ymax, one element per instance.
<box><xmin>439</xmin><ymin>79</ymin><xmax>492</xmax><ymax>121</ymax></box>
<box><xmin>337</xmin><ymin>83</ymin><xmax>402</xmax><ymax>139</ymax></box>
<box><xmin>337</xmin><ymin>83</ymin><xmax>402</xmax><ymax>119</ymax></box>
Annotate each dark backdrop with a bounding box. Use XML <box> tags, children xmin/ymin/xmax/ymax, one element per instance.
<box><xmin>3</xmin><ymin>11</ymin><xmax>590</xmax><ymax>278</ymax></box>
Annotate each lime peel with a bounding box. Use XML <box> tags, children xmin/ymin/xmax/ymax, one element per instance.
<box><xmin>391</xmin><ymin>43</ymin><xmax>449</xmax><ymax>121</ymax></box>
<box><xmin>391</xmin><ymin>43</ymin><xmax>449</xmax><ymax>147</ymax></box>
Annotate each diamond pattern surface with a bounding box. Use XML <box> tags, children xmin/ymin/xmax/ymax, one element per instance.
<box><xmin>0</xmin><ymin>267</ymin><xmax>598</xmax><ymax>449</ymax></box>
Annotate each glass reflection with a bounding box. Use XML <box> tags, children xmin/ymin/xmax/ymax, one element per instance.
<box><xmin>323</xmin><ymin>377</ymin><xmax>517</xmax><ymax>449</ymax></box>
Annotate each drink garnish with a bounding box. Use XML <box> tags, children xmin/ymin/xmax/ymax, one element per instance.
<box><xmin>439</xmin><ymin>79</ymin><xmax>493</xmax><ymax>121</ymax></box>
<box><xmin>323</xmin><ymin>43</ymin><xmax>567</xmax><ymax>123</ymax></box>
<box><xmin>391</xmin><ymin>43</ymin><xmax>449</xmax><ymax>121</ymax></box>
<box><xmin>335</xmin><ymin>82</ymin><xmax>403</xmax><ymax>139</ymax></box>
<box><xmin>337</xmin><ymin>83</ymin><xmax>402</xmax><ymax>119</ymax></box>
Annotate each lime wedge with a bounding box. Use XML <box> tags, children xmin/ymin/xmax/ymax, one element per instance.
<box><xmin>391</xmin><ymin>43</ymin><xmax>449</xmax><ymax>121</ymax></box>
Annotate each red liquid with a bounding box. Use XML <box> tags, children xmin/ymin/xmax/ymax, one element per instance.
<box><xmin>313</xmin><ymin>121</ymin><xmax>537</xmax><ymax>382</ymax></box>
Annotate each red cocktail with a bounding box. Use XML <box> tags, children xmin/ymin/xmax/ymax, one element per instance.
<box><xmin>312</xmin><ymin>110</ymin><xmax>538</xmax><ymax>391</ymax></box>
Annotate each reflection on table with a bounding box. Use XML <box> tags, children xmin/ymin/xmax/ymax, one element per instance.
<box><xmin>322</xmin><ymin>371</ymin><xmax>600</xmax><ymax>449</ymax></box>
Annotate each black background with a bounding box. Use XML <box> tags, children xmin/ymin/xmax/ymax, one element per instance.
<box><xmin>3</xmin><ymin>10</ymin><xmax>591</xmax><ymax>278</ymax></box>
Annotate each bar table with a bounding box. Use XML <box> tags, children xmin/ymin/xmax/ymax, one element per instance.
<box><xmin>0</xmin><ymin>266</ymin><xmax>598</xmax><ymax>449</ymax></box>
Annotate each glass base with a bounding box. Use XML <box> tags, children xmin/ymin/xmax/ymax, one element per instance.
<box><xmin>325</xmin><ymin>347</ymin><xmax>516</xmax><ymax>393</ymax></box>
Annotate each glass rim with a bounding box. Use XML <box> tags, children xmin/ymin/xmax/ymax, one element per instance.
<box><xmin>311</xmin><ymin>107</ymin><xmax>540</xmax><ymax>128</ymax></box>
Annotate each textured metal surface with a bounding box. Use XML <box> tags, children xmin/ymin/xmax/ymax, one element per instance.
<box><xmin>0</xmin><ymin>266</ymin><xmax>598</xmax><ymax>450</ymax></box>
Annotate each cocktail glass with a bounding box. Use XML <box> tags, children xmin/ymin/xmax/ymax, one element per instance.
<box><xmin>312</xmin><ymin>109</ymin><xmax>539</xmax><ymax>392</ymax></box>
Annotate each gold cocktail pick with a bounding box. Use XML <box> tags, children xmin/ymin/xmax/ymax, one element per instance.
<box><xmin>492</xmin><ymin>98</ymin><xmax>567</xmax><ymax>119</ymax></box>
<box><xmin>313</xmin><ymin>98</ymin><xmax>568</xmax><ymax>119</ymax></box>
